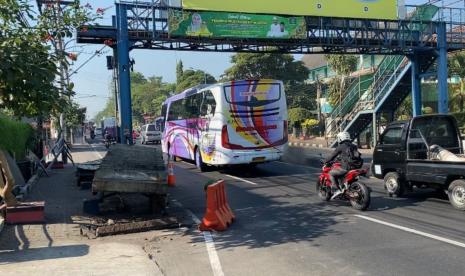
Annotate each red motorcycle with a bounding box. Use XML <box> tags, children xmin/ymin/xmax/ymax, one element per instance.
<box><xmin>317</xmin><ymin>160</ymin><xmax>371</xmax><ymax>211</ymax></box>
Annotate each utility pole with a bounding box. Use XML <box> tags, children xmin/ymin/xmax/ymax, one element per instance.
<box><xmin>54</xmin><ymin>0</ymin><xmax>68</xmax><ymax>163</ymax></box>
<box><xmin>316</xmin><ymin>76</ymin><xmax>321</xmax><ymax>122</ymax></box>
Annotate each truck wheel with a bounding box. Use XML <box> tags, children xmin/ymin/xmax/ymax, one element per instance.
<box><xmin>448</xmin><ymin>180</ymin><xmax>465</xmax><ymax>210</ymax></box>
<box><xmin>384</xmin><ymin>172</ymin><xmax>405</xmax><ymax>198</ymax></box>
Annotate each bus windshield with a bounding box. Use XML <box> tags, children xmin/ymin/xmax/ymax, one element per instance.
<box><xmin>224</xmin><ymin>82</ymin><xmax>281</xmax><ymax>107</ymax></box>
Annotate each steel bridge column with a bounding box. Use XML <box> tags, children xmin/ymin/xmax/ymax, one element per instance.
<box><xmin>116</xmin><ymin>3</ymin><xmax>133</xmax><ymax>144</ymax></box>
<box><xmin>372</xmin><ymin>112</ymin><xmax>377</xmax><ymax>147</ymax></box>
<box><xmin>410</xmin><ymin>54</ymin><xmax>422</xmax><ymax>117</ymax></box>
<box><xmin>437</xmin><ymin>22</ymin><xmax>449</xmax><ymax>114</ymax></box>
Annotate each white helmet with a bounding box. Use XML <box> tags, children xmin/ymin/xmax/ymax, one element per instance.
<box><xmin>336</xmin><ymin>131</ymin><xmax>351</xmax><ymax>143</ymax></box>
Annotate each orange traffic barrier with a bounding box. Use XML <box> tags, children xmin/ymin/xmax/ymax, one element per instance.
<box><xmin>167</xmin><ymin>162</ymin><xmax>175</xmax><ymax>187</ymax></box>
<box><xmin>199</xmin><ymin>180</ymin><xmax>235</xmax><ymax>231</ymax></box>
<box><xmin>219</xmin><ymin>181</ymin><xmax>235</xmax><ymax>222</ymax></box>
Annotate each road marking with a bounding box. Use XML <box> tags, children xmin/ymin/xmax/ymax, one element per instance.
<box><xmin>89</xmin><ymin>143</ymin><xmax>104</xmax><ymax>159</ymax></box>
<box><xmin>355</xmin><ymin>215</ymin><xmax>465</xmax><ymax>248</ymax></box>
<box><xmin>225</xmin><ymin>174</ymin><xmax>259</xmax><ymax>186</ymax></box>
<box><xmin>172</xmin><ymin>200</ymin><xmax>224</xmax><ymax>276</ymax></box>
<box><xmin>274</xmin><ymin>161</ymin><xmax>320</xmax><ymax>171</ymax></box>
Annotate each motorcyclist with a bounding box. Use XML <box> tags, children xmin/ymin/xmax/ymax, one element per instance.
<box><xmin>104</xmin><ymin>130</ymin><xmax>112</xmax><ymax>143</ymax></box>
<box><xmin>324</xmin><ymin>131</ymin><xmax>359</xmax><ymax>197</ymax></box>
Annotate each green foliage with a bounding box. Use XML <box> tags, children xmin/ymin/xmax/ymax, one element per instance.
<box><xmin>325</xmin><ymin>55</ymin><xmax>358</xmax><ymax>106</ymax></box>
<box><xmin>422</xmin><ymin>106</ymin><xmax>434</xmax><ymax>114</ymax></box>
<box><xmin>286</xmin><ymin>82</ymin><xmax>317</xmax><ymax>110</ymax></box>
<box><xmin>452</xmin><ymin>112</ymin><xmax>465</xmax><ymax>132</ymax></box>
<box><xmin>96</xmin><ymin>72</ymin><xmax>176</xmax><ymax>124</ymax></box>
<box><xmin>176</xmin><ymin>61</ymin><xmax>184</xmax><ymax>84</ymax></box>
<box><xmin>94</xmin><ymin>95</ymin><xmax>116</xmax><ymax>124</ymax></box>
<box><xmin>302</xmin><ymin>118</ymin><xmax>319</xmax><ymax>128</ymax></box>
<box><xmin>131</xmin><ymin>72</ymin><xmax>147</xmax><ymax>85</ymax></box>
<box><xmin>288</xmin><ymin>108</ymin><xmax>313</xmax><ymax>125</ymax></box>
<box><xmin>176</xmin><ymin>69</ymin><xmax>216</xmax><ymax>92</ymax></box>
<box><xmin>64</xmin><ymin>101</ymin><xmax>86</xmax><ymax>128</ymax></box>
<box><xmin>301</xmin><ymin>118</ymin><xmax>320</xmax><ymax>136</ymax></box>
<box><xmin>0</xmin><ymin>0</ymin><xmax>60</xmax><ymax>117</ymax></box>
<box><xmin>0</xmin><ymin>0</ymin><xmax>97</xmax><ymax>119</ymax></box>
<box><xmin>132</xmin><ymin>76</ymin><xmax>175</xmax><ymax>122</ymax></box>
<box><xmin>395</xmin><ymin>95</ymin><xmax>413</xmax><ymax>120</ymax></box>
<box><xmin>224</xmin><ymin>53</ymin><xmax>309</xmax><ymax>81</ymax></box>
<box><xmin>0</xmin><ymin>115</ymin><xmax>33</xmax><ymax>160</ymax></box>
<box><xmin>325</xmin><ymin>55</ymin><xmax>358</xmax><ymax>76</ymax></box>
<box><xmin>449</xmin><ymin>52</ymin><xmax>465</xmax><ymax>112</ymax></box>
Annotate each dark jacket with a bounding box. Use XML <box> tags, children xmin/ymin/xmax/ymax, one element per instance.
<box><xmin>324</xmin><ymin>141</ymin><xmax>353</xmax><ymax>170</ymax></box>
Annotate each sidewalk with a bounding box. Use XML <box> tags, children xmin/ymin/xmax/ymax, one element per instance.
<box><xmin>288</xmin><ymin>136</ymin><xmax>373</xmax><ymax>155</ymax></box>
<box><xmin>0</xmin><ymin>144</ymin><xmax>162</xmax><ymax>276</ymax></box>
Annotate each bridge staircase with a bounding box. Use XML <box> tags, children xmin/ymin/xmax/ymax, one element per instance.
<box><xmin>327</xmin><ymin>4</ymin><xmax>440</xmax><ymax>147</ymax></box>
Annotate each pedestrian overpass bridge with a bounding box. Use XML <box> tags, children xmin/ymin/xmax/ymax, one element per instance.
<box><xmin>76</xmin><ymin>1</ymin><xmax>465</xmax><ymax>145</ymax></box>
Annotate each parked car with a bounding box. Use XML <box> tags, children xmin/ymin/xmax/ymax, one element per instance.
<box><xmin>141</xmin><ymin>124</ymin><xmax>161</xmax><ymax>144</ymax></box>
<box><xmin>95</xmin><ymin>128</ymin><xmax>103</xmax><ymax>137</ymax></box>
<box><xmin>372</xmin><ymin>114</ymin><xmax>465</xmax><ymax>210</ymax></box>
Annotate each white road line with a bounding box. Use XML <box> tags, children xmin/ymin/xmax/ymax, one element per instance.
<box><xmin>355</xmin><ymin>215</ymin><xmax>465</xmax><ymax>249</ymax></box>
<box><xmin>274</xmin><ymin>161</ymin><xmax>320</xmax><ymax>171</ymax></box>
<box><xmin>172</xmin><ymin>200</ymin><xmax>224</xmax><ymax>276</ymax></box>
<box><xmin>225</xmin><ymin>174</ymin><xmax>259</xmax><ymax>186</ymax></box>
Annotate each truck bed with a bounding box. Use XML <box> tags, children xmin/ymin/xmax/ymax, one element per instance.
<box><xmin>406</xmin><ymin>159</ymin><xmax>465</xmax><ymax>185</ymax></box>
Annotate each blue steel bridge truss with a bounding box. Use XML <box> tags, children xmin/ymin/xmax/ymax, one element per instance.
<box><xmin>74</xmin><ymin>0</ymin><xmax>465</xmax><ymax>144</ymax></box>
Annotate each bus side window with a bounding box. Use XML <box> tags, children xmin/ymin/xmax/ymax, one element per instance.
<box><xmin>200</xmin><ymin>91</ymin><xmax>216</xmax><ymax>117</ymax></box>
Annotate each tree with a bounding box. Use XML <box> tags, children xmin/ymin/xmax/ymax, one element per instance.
<box><xmin>0</xmin><ymin>0</ymin><xmax>61</xmax><ymax>117</ymax></box>
<box><xmin>132</xmin><ymin>75</ymin><xmax>175</xmax><ymax>122</ymax></box>
<box><xmin>176</xmin><ymin>60</ymin><xmax>184</xmax><ymax>84</ymax></box>
<box><xmin>131</xmin><ymin>72</ymin><xmax>147</xmax><ymax>85</ymax></box>
<box><xmin>449</xmin><ymin>52</ymin><xmax>465</xmax><ymax>112</ymax></box>
<box><xmin>0</xmin><ymin>0</ymin><xmax>96</xmax><ymax>119</ymax></box>
<box><xmin>288</xmin><ymin>107</ymin><xmax>314</xmax><ymax>137</ymax></box>
<box><xmin>288</xmin><ymin>108</ymin><xmax>314</xmax><ymax>126</ymax></box>
<box><xmin>94</xmin><ymin>95</ymin><xmax>116</xmax><ymax>123</ymax></box>
<box><xmin>176</xmin><ymin>69</ymin><xmax>216</xmax><ymax>92</ymax></box>
<box><xmin>223</xmin><ymin>53</ymin><xmax>308</xmax><ymax>82</ymax></box>
<box><xmin>325</xmin><ymin>55</ymin><xmax>358</xmax><ymax>106</ymax></box>
<box><xmin>286</xmin><ymin>82</ymin><xmax>317</xmax><ymax>110</ymax></box>
<box><xmin>64</xmin><ymin>101</ymin><xmax>86</xmax><ymax>128</ymax></box>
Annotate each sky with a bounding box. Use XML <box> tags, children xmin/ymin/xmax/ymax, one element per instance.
<box><xmin>57</xmin><ymin>0</ymin><xmax>459</xmax><ymax>119</ymax></box>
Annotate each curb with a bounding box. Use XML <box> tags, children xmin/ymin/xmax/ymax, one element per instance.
<box><xmin>288</xmin><ymin>142</ymin><xmax>326</xmax><ymax>149</ymax></box>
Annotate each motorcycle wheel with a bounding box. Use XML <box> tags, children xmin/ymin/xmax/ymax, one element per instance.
<box><xmin>316</xmin><ymin>179</ymin><xmax>331</xmax><ymax>201</ymax></box>
<box><xmin>348</xmin><ymin>182</ymin><xmax>371</xmax><ymax>211</ymax></box>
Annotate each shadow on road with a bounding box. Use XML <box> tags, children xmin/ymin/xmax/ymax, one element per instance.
<box><xmin>0</xmin><ymin>244</ymin><xmax>89</xmax><ymax>264</ymax></box>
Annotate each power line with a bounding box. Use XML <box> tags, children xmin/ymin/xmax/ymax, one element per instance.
<box><xmin>68</xmin><ymin>45</ymin><xmax>107</xmax><ymax>77</ymax></box>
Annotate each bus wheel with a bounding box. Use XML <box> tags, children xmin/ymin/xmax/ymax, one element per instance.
<box><xmin>195</xmin><ymin>147</ymin><xmax>207</xmax><ymax>172</ymax></box>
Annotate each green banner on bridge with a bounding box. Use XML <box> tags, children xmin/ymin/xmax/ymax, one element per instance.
<box><xmin>168</xmin><ymin>10</ymin><xmax>307</xmax><ymax>39</ymax></box>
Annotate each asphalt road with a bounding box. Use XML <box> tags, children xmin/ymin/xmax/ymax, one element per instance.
<box><xmin>111</xmin><ymin>140</ymin><xmax>465</xmax><ymax>275</ymax></box>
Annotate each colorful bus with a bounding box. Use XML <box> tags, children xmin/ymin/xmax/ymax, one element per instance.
<box><xmin>161</xmin><ymin>79</ymin><xmax>288</xmax><ymax>171</ymax></box>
